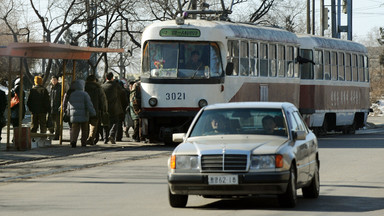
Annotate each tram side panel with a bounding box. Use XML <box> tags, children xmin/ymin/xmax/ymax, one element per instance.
<box><xmin>300</xmin><ymin>83</ymin><xmax>370</xmax><ymax>133</ymax></box>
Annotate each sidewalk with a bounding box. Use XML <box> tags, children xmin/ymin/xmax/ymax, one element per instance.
<box><xmin>0</xmin><ymin>121</ymin><xmax>154</xmax><ymax>165</ymax></box>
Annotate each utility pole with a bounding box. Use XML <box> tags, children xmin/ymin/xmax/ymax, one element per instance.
<box><xmin>307</xmin><ymin>0</ymin><xmax>311</xmax><ymax>34</ymax></box>
<box><xmin>312</xmin><ymin>0</ymin><xmax>315</xmax><ymax>35</ymax></box>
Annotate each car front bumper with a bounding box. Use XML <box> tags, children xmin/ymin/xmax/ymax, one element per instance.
<box><xmin>168</xmin><ymin>171</ymin><xmax>290</xmax><ymax>196</ymax></box>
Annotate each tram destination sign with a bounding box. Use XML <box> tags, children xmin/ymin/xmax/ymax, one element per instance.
<box><xmin>160</xmin><ymin>28</ymin><xmax>201</xmax><ymax>37</ymax></box>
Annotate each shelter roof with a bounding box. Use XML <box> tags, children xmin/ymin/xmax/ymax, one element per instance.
<box><xmin>0</xmin><ymin>42</ymin><xmax>124</xmax><ymax>60</ymax></box>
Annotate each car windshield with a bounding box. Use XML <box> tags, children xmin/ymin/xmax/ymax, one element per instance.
<box><xmin>142</xmin><ymin>41</ymin><xmax>223</xmax><ymax>79</ymax></box>
<box><xmin>189</xmin><ymin>108</ymin><xmax>288</xmax><ymax>137</ymax></box>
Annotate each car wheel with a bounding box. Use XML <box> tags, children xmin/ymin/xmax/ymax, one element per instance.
<box><xmin>278</xmin><ymin>166</ymin><xmax>297</xmax><ymax>208</ymax></box>
<box><xmin>168</xmin><ymin>187</ymin><xmax>188</xmax><ymax>208</ymax></box>
<box><xmin>302</xmin><ymin>161</ymin><xmax>320</xmax><ymax>198</ymax></box>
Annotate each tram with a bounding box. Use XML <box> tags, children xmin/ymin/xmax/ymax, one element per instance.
<box><xmin>297</xmin><ymin>34</ymin><xmax>370</xmax><ymax>134</ymax></box>
<box><xmin>138</xmin><ymin>8</ymin><xmax>370</xmax><ymax>143</ymax></box>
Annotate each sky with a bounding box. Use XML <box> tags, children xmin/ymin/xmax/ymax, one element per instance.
<box><xmin>349</xmin><ymin>0</ymin><xmax>384</xmax><ymax>40</ymax></box>
<box><xmin>30</xmin><ymin>0</ymin><xmax>383</xmax><ymax>43</ymax></box>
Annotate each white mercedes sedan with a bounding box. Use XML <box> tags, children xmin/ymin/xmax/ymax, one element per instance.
<box><xmin>168</xmin><ymin>102</ymin><xmax>319</xmax><ymax>208</ymax></box>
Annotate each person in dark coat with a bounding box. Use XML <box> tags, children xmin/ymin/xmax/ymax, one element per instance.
<box><xmin>85</xmin><ymin>75</ymin><xmax>108</xmax><ymax>145</ymax></box>
<box><xmin>66</xmin><ymin>80</ymin><xmax>96</xmax><ymax>148</ymax></box>
<box><xmin>47</xmin><ymin>75</ymin><xmax>62</xmax><ymax>139</ymax></box>
<box><xmin>0</xmin><ymin>79</ymin><xmax>7</xmax><ymax>142</ymax></box>
<box><xmin>10</xmin><ymin>78</ymin><xmax>26</xmax><ymax>128</ymax></box>
<box><xmin>116</xmin><ymin>80</ymin><xmax>129</xmax><ymax>141</ymax></box>
<box><xmin>101</xmin><ymin>72</ymin><xmax>123</xmax><ymax>144</ymax></box>
<box><xmin>27</xmin><ymin>76</ymin><xmax>50</xmax><ymax>133</ymax></box>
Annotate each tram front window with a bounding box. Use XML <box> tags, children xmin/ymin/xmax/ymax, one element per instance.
<box><xmin>142</xmin><ymin>41</ymin><xmax>223</xmax><ymax>78</ymax></box>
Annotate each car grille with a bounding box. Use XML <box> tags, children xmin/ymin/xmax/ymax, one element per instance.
<box><xmin>201</xmin><ymin>154</ymin><xmax>248</xmax><ymax>172</ymax></box>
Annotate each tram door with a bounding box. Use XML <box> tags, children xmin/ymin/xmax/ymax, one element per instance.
<box><xmin>260</xmin><ymin>84</ymin><xmax>269</xmax><ymax>101</ymax></box>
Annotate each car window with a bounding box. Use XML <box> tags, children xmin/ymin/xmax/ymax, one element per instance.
<box><xmin>293</xmin><ymin>111</ymin><xmax>308</xmax><ymax>132</ymax></box>
<box><xmin>189</xmin><ymin>108</ymin><xmax>288</xmax><ymax>137</ymax></box>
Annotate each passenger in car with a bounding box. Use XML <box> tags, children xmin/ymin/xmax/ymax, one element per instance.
<box><xmin>262</xmin><ymin>115</ymin><xmax>277</xmax><ymax>135</ymax></box>
<box><xmin>204</xmin><ymin>115</ymin><xmax>227</xmax><ymax>135</ymax></box>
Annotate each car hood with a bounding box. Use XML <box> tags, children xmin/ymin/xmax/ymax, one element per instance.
<box><xmin>173</xmin><ymin>135</ymin><xmax>289</xmax><ymax>155</ymax></box>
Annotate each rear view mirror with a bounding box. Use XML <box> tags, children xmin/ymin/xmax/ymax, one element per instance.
<box><xmin>172</xmin><ymin>133</ymin><xmax>186</xmax><ymax>143</ymax></box>
<box><xmin>292</xmin><ymin>131</ymin><xmax>306</xmax><ymax>140</ymax></box>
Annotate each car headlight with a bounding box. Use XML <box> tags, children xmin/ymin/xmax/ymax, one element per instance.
<box><xmin>170</xmin><ymin>155</ymin><xmax>199</xmax><ymax>170</ymax></box>
<box><xmin>250</xmin><ymin>155</ymin><xmax>276</xmax><ymax>170</ymax></box>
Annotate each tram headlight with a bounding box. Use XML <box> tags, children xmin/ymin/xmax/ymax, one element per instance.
<box><xmin>149</xmin><ymin>97</ymin><xmax>158</xmax><ymax>107</ymax></box>
<box><xmin>198</xmin><ymin>99</ymin><xmax>208</xmax><ymax>108</ymax></box>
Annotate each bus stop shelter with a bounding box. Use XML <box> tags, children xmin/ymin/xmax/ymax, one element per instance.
<box><xmin>0</xmin><ymin>42</ymin><xmax>124</xmax><ymax>150</ymax></box>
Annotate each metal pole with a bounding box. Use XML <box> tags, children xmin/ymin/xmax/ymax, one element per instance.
<box><xmin>17</xmin><ymin>58</ymin><xmax>23</xmax><ymax>150</ymax></box>
<box><xmin>312</xmin><ymin>0</ymin><xmax>315</xmax><ymax>35</ymax></box>
<box><xmin>59</xmin><ymin>60</ymin><xmax>66</xmax><ymax>145</ymax></box>
<box><xmin>331</xmin><ymin>0</ymin><xmax>337</xmax><ymax>38</ymax></box>
<box><xmin>337</xmin><ymin>0</ymin><xmax>341</xmax><ymax>38</ymax></box>
<box><xmin>307</xmin><ymin>0</ymin><xmax>311</xmax><ymax>34</ymax></box>
<box><xmin>6</xmin><ymin>57</ymin><xmax>12</xmax><ymax>149</ymax></box>
<box><xmin>347</xmin><ymin>0</ymin><xmax>352</xmax><ymax>40</ymax></box>
<box><xmin>321</xmin><ymin>0</ymin><xmax>324</xmax><ymax>36</ymax></box>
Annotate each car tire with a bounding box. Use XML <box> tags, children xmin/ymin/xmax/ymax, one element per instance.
<box><xmin>278</xmin><ymin>166</ymin><xmax>297</xmax><ymax>208</ymax></box>
<box><xmin>302</xmin><ymin>161</ymin><xmax>320</xmax><ymax>198</ymax></box>
<box><xmin>168</xmin><ymin>187</ymin><xmax>188</xmax><ymax>208</ymax></box>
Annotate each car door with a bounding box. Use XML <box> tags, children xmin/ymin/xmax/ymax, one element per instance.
<box><xmin>287</xmin><ymin>109</ymin><xmax>310</xmax><ymax>185</ymax></box>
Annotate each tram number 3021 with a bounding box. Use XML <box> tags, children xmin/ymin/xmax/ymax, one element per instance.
<box><xmin>165</xmin><ymin>92</ymin><xmax>186</xmax><ymax>100</ymax></box>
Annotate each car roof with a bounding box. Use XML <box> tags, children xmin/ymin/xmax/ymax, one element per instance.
<box><xmin>203</xmin><ymin>102</ymin><xmax>296</xmax><ymax>110</ymax></box>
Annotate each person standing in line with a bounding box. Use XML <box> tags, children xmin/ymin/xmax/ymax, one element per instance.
<box><xmin>66</xmin><ymin>80</ymin><xmax>96</xmax><ymax>148</ymax></box>
<box><xmin>27</xmin><ymin>76</ymin><xmax>51</xmax><ymax>133</ymax></box>
<box><xmin>47</xmin><ymin>75</ymin><xmax>62</xmax><ymax>140</ymax></box>
<box><xmin>129</xmin><ymin>79</ymin><xmax>142</xmax><ymax>142</ymax></box>
<box><xmin>116</xmin><ymin>80</ymin><xmax>129</xmax><ymax>142</ymax></box>
<box><xmin>0</xmin><ymin>79</ymin><xmax>7</xmax><ymax>143</ymax></box>
<box><xmin>101</xmin><ymin>72</ymin><xmax>123</xmax><ymax>144</ymax></box>
<box><xmin>85</xmin><ymin>75</ymin><xmax>108</xmax><ymax>145</ymax></box>
<box><xmin>10</xmin><ymin>78</ymin><xmax>26</xmax><ymax>128</ymax></box>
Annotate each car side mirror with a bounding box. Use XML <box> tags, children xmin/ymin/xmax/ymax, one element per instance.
<box><xmin>292</xmin><ymin>130</ymin><xmax>306</xmax><ymax>140</ymax></box>
<box><xmin>172</xmin><ymin>133</ymin><xmax>186</xmax><ymax>143</ymax></box>
<box><xmin>225</xmin><ymin>62</ymin><xmax>234</xmax><ymax>75</ymax></box>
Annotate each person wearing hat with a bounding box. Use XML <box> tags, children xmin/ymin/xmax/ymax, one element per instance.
<box><xmin>27</xmin><ymin>76</ymin><xmax>51</xmax><ymax>133</ymax></box>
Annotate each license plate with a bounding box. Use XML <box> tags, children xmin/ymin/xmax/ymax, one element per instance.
<box><xmin>208</xmin><ymin>175</ymin><xmax>238</xmax><ymax>185</ymax></box>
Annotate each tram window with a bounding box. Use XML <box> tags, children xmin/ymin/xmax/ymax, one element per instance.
<box><xmin>210</xmin><ymin>44</ymin><xmax>223</xmax><ymax>77</ymax></box>
<box><xmin>358</xmin><ymin>55</ymin><xmax>364</xmax><ymax>82</ymax></box>
<box><xmin>331</xmin><ymin>52</ymin><xmax>338</xmax><ymax>81</ymax></box>
<box><xmin>240</xmin><ymin>41</ymin><xmax>249</xmax><ymax>76</ymax></box>
<box><xmin>142</xmin><ymin>43</ymin><xmax>150</xmax><ymax>76</ymax></box>
<box><xmin>260</xmin><ymin>43</ymin><xmax>268</xmax><ymax>77</ymax></box>
<box><xmin>287</xmin><ymin>46</ymin><xmax>295</xmax><ymax>77</ymax></box>
<box><xmin>278</xmin><ymin>45</ymin><xmax>286</xmax><ymax>77</ymax></box>
<box><xmin>352</xmin><ymin>54</ymin><xmax>358</xmax><ymax>81</ymax></box>
<box><xmin>324</xmin><ymin>51</ymin><xmax>331</xmax><ymax>80</ymax></box>
<box><xmin>345</xmin><ymin>53</ymin><xmax>352</xmax><ymax>81</ymax></box>
<box><xmin>143</xmin><ymin>41</ymin><xmax>223</xmax><ymax>79</ymax></box>
<box><xmin>314</xmin><ymin>50</ymin><xmax>323</xmax><ymax>79</ymax></box>
<box><xmin>146</xmin><ymin>42</ymin><xmax>178</xmax><ymax>78</ymax></box>
<box><xmin>338</xmin><ymin>52</ymin><xmax>345</xmax><ymax>81</ymax></box>
<box><xmin>227</xmin><ymin>40</ymin><xmax>239</xmax><ymax>76</ymax></box>
<box><xmin>364</xmin><ymin>56</ymin><xmax>369</xmax><ymax>82</ymax></box>
<box><xmin>300</xmin><ymin>49</ymin><xmax>314</xmax><ymax>79</ymax></box>
<box><xmin>250</xmin><ymin>42</ymin><xmax>258</xmax><ymax>76</ymax></box>
<box><xmin>269</xmin><ymin>44</ymin><xmax>277</xmax><ymax>77</ymax></box>
<box><xmin>294</xmin><ymin>47</ymin><xmax>300</xmax><ymax>78</ymax></box>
